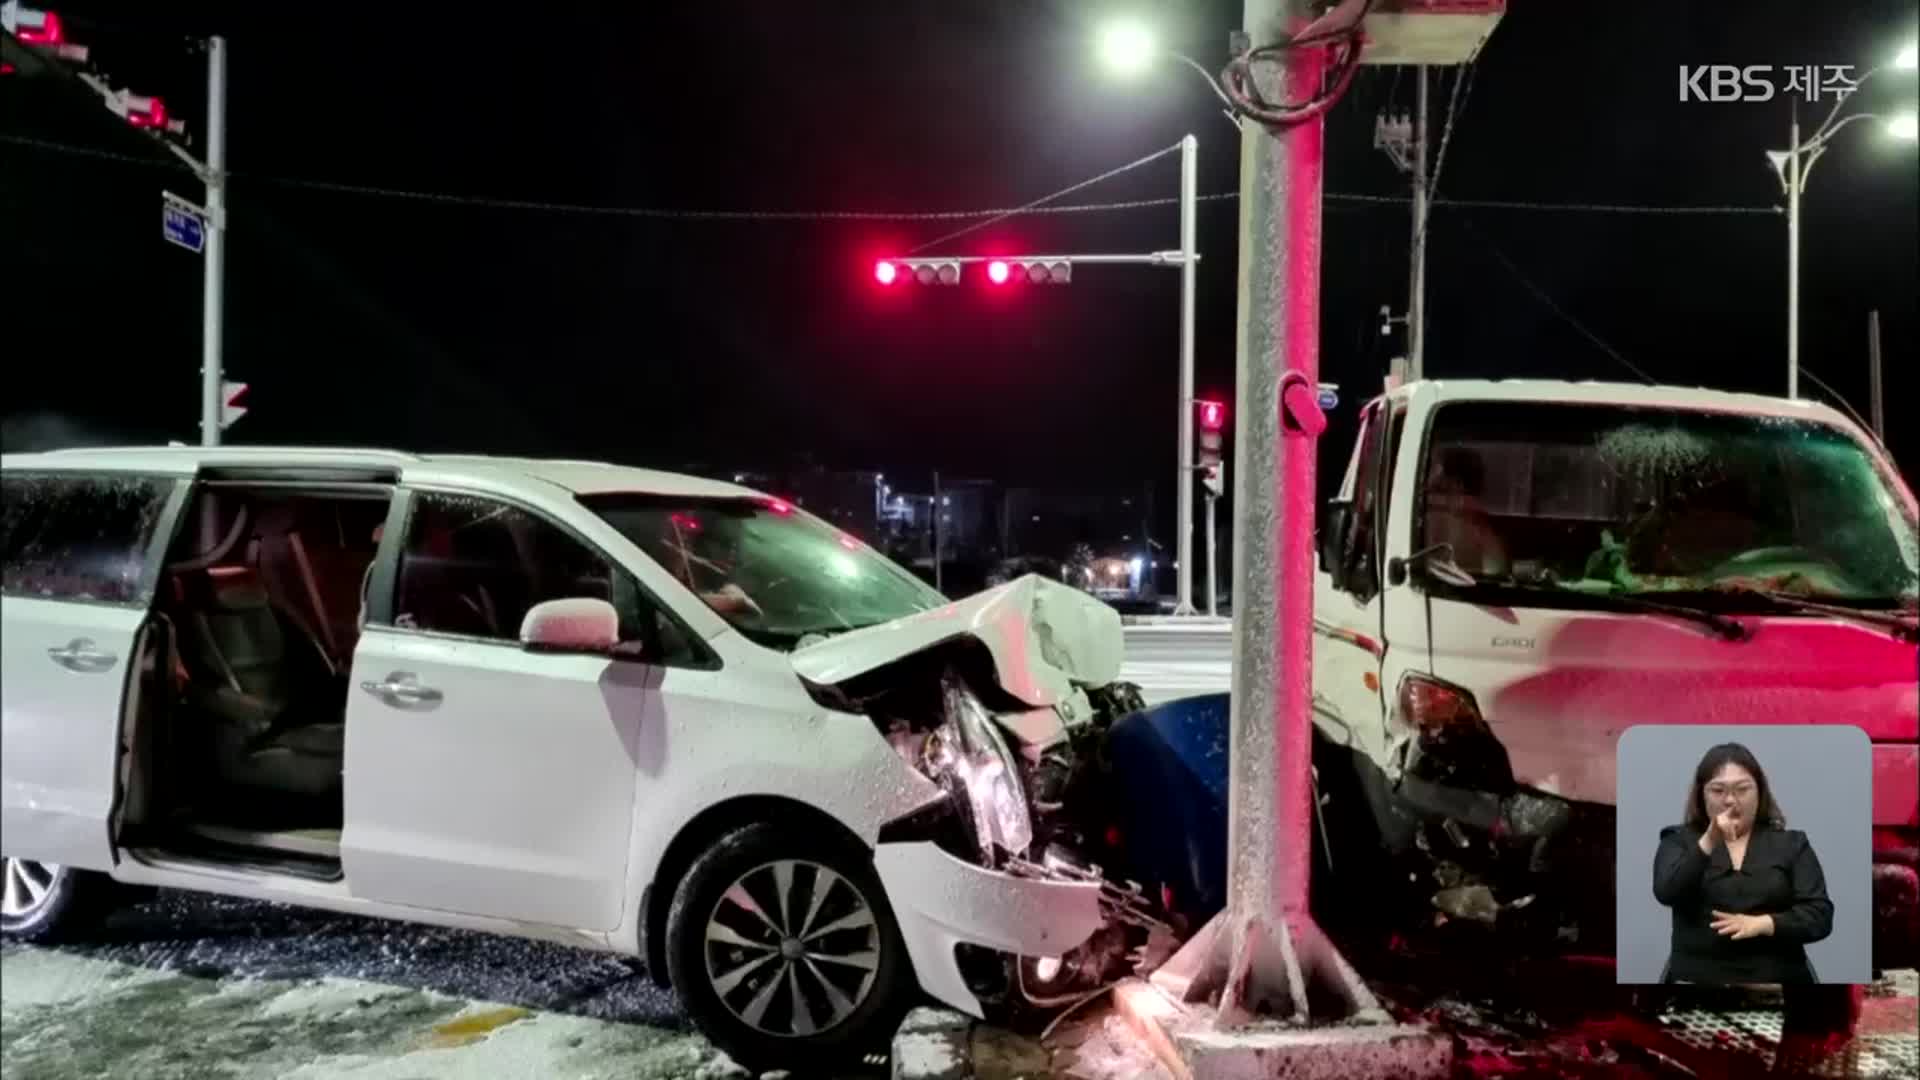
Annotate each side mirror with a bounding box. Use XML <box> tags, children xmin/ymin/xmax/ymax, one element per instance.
<box><xmin>1317</xmin><ymin>502</ymin><xmax>1350</xmax><ymax>576</ymax></box>
<box><xmin>520</xmin><ymin>597</ymin><xmax>620</xmax><ymax>654</ymax></box>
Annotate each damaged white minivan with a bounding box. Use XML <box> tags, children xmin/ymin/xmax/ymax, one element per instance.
<box><xmin>0</xmin><ymin>446</ymin><xmax>1161</xmax><ymax>1072</ymax></box>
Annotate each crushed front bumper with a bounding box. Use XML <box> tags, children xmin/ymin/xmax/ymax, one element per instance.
<box><xmin>872</xmin><ymin>841</ymin><xmax>1105</xmax><ymax>1017</ymax></box>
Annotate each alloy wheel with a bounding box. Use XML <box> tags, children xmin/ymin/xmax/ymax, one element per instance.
<box><xmin>2</xmin><ymin>858</ymin><xmax>59</xmax><ymax>919</ymax></box>
<box><xmin>702</xmin><ymin>859</ymin><xmax>880</xmax><ymax>1037</ymax></box>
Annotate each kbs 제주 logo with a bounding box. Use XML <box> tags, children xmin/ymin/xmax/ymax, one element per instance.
<box><xmin>1678</xmin><ymin>64</ymin><xmax>1859</xmax><ymax>103</ymax></box>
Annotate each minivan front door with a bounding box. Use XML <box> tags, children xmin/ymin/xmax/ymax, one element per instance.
<box><xmin>1</xmin><ymin>471</ymin><xmax>185</xmax><ymax>871</ymax></box>
<box><xmin>340</xmin><ymin>488</ymin><xmax>661</xmax><ymax>933</ymax></box>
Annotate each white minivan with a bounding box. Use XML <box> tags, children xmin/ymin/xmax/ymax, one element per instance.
<box><xmin>1311</xmin><ymin>380</ymin><xmax>1919</xmax><ymax>963</ymax></box>
<box><xmin>0</xmin><ymin>446</ymin><xmax>1159</xmax><ymax>1071</ymax></box>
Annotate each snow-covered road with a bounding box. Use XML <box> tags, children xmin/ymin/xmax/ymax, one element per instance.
<box><xmin>0</xmin><ymin>890</ymin><xmax>853</xmax><ymax>1079</ymax></box>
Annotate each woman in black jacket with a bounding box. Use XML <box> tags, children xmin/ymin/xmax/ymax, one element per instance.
<box><xmin>1651</xmin><ymin>742</ymin><xmax>1834</xmax><ymax>984</ymax></box>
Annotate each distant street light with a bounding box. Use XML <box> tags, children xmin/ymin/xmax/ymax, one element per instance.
<box><xmin>1769</xmin><ymin>39</ymin><xmax>1919</xmax><ymax>399</ymax></box>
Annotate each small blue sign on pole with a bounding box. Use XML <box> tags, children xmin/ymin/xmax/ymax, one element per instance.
<box><xmin>162</xmin><ymin>192</ymin><xmax>205</xmax><ymax>254</ymax></box>
<box><xmin>1316</xmin><ymin>383</ymin><xmax>1341</xmax><ymax>411</ymax></box>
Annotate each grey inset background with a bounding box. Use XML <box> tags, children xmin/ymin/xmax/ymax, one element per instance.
<box><xmin>1615</xmin><ymin>724</ymin><xmax>1871</xmax><ymax>984</ymax></box>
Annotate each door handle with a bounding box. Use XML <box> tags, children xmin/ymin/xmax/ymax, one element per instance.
<box><xmin>360</xmin><ymin>672</ymin><xmax>443</xmax><ymax>709</ymax></box>
<box><xmin>47</xmin><ymin>638</ymin><xmax>117</xmax><ymax>674</ymax></box>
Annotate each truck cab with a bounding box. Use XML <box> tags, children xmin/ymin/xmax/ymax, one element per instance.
<box><xmin>1311</xmin><ymin>379</ymin><xmax>1919</xmax><ymax>965</ymax></box>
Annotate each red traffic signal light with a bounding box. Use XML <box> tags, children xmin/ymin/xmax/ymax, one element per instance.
<box><xmin>986</xmin><ymin>259</ymin><xmax>1011</xmax><ymax>285</ymax></box>
<box><xmin>871</xmin><ymin>258</ymin><xmax>962</xmax><ymax>286</ymax></box>
<box><xmin>1198</xmin><ymin>399</ymin><xmax>1226</xmax><ymax>431</ymax></box>
<box><xmin>12</xmin><ymin>7</ymin><xmax>65</xmax><ymax>45</ymax></box>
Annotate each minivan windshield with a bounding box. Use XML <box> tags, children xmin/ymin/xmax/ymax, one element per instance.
<box><xmin>582</xmin><ymin>494</ymin><xmax>947</xmax><ymax>647</ymax></box>
<box><xmin>1417</xmin><ymin>402</ymin><xmax>1919</xmax><ymax>610</ymax></box>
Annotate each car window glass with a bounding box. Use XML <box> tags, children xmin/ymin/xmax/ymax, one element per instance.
<box><xmin>0</xmin><ymin>473</ymin><xmax>173</xmax><ymax>605</ymax></box>
<box><xmin>394</xmin><ymin>491</ymin><xmax>696</xmax><ymax>662</ymax></box>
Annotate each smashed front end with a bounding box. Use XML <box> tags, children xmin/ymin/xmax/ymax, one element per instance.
<box><xmin>1374</xmin><ymin>672</ymin><xmax>1612</xmax><ymax>942</ymax></box>
<box><xmin>793</xmin><ymin>576</ymin><xmax>1175</xmax><ymax>1018</ymax></box>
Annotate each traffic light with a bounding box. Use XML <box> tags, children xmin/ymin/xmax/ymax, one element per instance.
<box><xmin>874</xmin><ymin>258</ymin><xmax>962</xmax><ymax>286</ymax></box>
<box><xmin>1196</xmin><ymin>398</ymin><xmax>1227</xmax><ymax>496</ymax></box>
<box><xmin>872</xmin><ymin>257</ymin><xmax>1071</xmax><ymax>287</ymax></box>
<box><xmin>986</xmin><ymin>258</ymin><xmax>1071</xmax><ymax>285</ymax></box>
<box><xmin>115</xmin><ymin>91</ymin><xmax>180</xmax><ymax>131</ymax></box>
<box><xmin>1201</xmin><ymin>459</ymin><xmax>1226</xmax><ymax>497</ymax></box>
<box><xmin>1</xmin><ymin>3</ymin><xmax>89</xmax><ymax>60</ymax></box>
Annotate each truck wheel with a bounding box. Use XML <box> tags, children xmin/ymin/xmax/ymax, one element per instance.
<box><xmin>1</xmin><ymin>858</ymin><xmax>114</xmax><ymax>942</ymax></box>
<box><xmin>665</xmin><ymin>823</ymin><xmax>913</xmax><ymax>1074</ymax></box>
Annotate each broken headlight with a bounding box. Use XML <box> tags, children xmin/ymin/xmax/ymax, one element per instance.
<box><xmin>925</xmin><ymin>675</ymin><xmax>1034</xmax><ymax>863</ymax></box>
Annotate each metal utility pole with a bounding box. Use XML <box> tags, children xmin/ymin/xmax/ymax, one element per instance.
<box><xmin>1407</xmin><ymin>66</ymin><xmax>1429</xmax><ymax>380</ymax></box>
<box><xmin>932</xmin><ymin>471</ymin><xmax>944</xmax><ymax>594</ymax></box>
<box><xmin>1869</xmin><ymin>309</ymin><xmax>1884</xmax><ymax>440</ymax></box>
<box><xmin>1174</xmin><ymin>133</ymin><xmax>1201</xmax><ymax>614</ymax></box>
<box><xmin>199</xmin><ymin>35</ymin><xmax>228</xmax><ymax>445</ymax></box>
<box><xmin>1205</xmin><ymin>492</ymin><xmax>1219</xmax><ymax>616</ymax></box>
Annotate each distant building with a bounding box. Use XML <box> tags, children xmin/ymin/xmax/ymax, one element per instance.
<box><xmin>882</xmin><ymin>476</ymin><xmax>995</xmax><ymax>564</ymax></box>
<box><xmin>677</xmin><ymin>464</ymin><xmax>886</xmax><ymax>539</ymax></box>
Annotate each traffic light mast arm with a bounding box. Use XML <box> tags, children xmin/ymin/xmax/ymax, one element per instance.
<box><xmin>72</xmin><ymin>69</ymin><xmax>214</xmax><ymax>186</ymax></box>
<box><xmin>885</xmin><ymin>251</ymin><xmax>1199</xmax><ymax>268</ymax></box>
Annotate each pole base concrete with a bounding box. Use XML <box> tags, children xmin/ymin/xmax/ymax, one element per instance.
<box><xmin>1116</xmin><ymin>977</ymin><xmax>1452</xmax><ymax>1080</ymax></box>
<box><xmin>1121</xmin><ymin>908</ymin><xmax>1451</xmax><ymax>1079</ymax></box>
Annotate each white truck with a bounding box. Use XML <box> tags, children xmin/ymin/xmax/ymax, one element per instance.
<box><xmin>1308</xmin><ymin>378</ymin><xmax>1917</xmax><ymax>963</ymax></box>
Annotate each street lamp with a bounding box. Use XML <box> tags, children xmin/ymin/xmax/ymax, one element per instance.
<box><xmin>1095</xmin><ymin>19</ymin><xmax>1155</xmax><ymax>78</ymax></box>
<box><xmin>1095</xmin><ymin>17</ymin><xmax>1242</xmax><ymax>131</ymax></box>
<box><xmin>1094</xmin><ymin>16</ymin><xmax>1228</xmax><ymax>615</ymax></box>
<box><xmin>1770</xmin><ymin>39</ymin><xmax>1918</xmax><ymax>399</ymax></box>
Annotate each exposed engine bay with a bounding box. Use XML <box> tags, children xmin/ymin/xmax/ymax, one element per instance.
<box><xmin>814</xmin><ymin>649</ymin><xmax>1176</xmax><ymax>1015</ymax></box>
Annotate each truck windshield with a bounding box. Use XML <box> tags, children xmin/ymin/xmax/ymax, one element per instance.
<box><xmin>582</xmin><ymin>494</ymin><xmax>947</xmax><ymax>647</ymax></box>
<box><xmin>1416</xmin><ymin>402</ymin><xmax>1919</xmax><ymax>609</ymax></box>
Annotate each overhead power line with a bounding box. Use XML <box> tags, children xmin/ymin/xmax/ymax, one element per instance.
<box><xmin>0</xmin><ymin>132</ymin><xmax>1781</xmax><ymax>221</ymax></box>
<box><xmin>1456</xmin><ymin>215</ymin><xmax>1656</xmax><ymax>385</ymax></box>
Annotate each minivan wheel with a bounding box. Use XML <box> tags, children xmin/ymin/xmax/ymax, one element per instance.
<box><xmin>665</xmin><ymin>823</ymin><xmax>912</xmax><ymax>1074</ymax></box>
<box><xmin>1</xmin><ymin>858</ymin><xmax>111</xmax><ymax>942</ymax></box>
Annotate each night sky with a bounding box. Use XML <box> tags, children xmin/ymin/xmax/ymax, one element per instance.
<box><xmin>4</xmin><ymin>2</ymin><xmax>1916</xmax><ymax>525</ymax></box>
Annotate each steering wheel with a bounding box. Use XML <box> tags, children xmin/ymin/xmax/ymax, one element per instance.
<box><xmin>1704</xmin><ymin>545</ymin><xmax>1854</xmax><ymax>584</ymax></box>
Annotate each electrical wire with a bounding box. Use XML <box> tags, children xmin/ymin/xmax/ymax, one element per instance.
<box><xmin>1219</xmin><ymin>0</ymin><xmax>1373</xmax><ymax>128</ymax></box>
<box><xmin>905</xmin><ymin>141</ymin><xmax>1183</xmax><ymax>253</ymax></box>
<box><xmin>1426</xmin><ymin>62</ymin><xmax>1476</xmax><ymax>205</ymax></box>
<box><xmin>1455</xmin><ymin>215</ymin><xmax>1657</xmax><ymax>385</ymax></box>
<box><xmin>0</xmin><ymin>133</ymin><xmax>1781</xmax><ymax>220</ymax></box>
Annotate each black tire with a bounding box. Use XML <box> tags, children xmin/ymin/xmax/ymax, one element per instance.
<box><xmin>1309</xmin><ymin>740</ymin><xmax>1403</xmax><ymax>933</ymax></box>
<box><xmin>1</xmin><ymin>858</ymin><xmax>116</xmax><ymax>943</ymax></box>
<box><xmin>665</xmin><ymin>822</ymin><xmax>913</xmax><ymax>1075</ymax></box>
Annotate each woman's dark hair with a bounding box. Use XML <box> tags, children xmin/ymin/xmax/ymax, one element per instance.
<box><xmin>1682</xmin><ymin>742</ymin><xmax>1787</xmax><ymax>831</ymax></box>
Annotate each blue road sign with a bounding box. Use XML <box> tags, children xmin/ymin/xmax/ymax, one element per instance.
<box><xmin>162</xmin><ymin>197</ymin><xmax>204</xmax><ymax>254</ymax></box>
<box><xmin>1316</xmin><ymin>384</ymin><xmax>1340</xmax><ymax>411</ymax></box>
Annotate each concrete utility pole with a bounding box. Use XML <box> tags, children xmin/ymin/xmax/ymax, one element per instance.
<box><xmin>1149</xmin><ymin>0</ymin><xmax>1395</xmax><ymax>1036</ymax></box>
<box><xmin>1785</xmin><ymin>111</ymin><xmax>1803</xmax><ymax>401</ymax></box>
<box><xmin>1868</xmin><ymin>309</ymin><xmax>1884</xmax><ymax>440</ymax></box>
<box><xmin>199</xmin><ymin>35</ymin><xmax>228</xmax><ymax>446</ymax></box>
<box><xmin>1407</xmin><ymin>65</ymin><xmax>1428</xmax><ymax>380</ymax></box>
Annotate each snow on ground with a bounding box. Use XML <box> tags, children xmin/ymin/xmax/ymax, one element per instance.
<box><xmin>0</xmin><ymin>890</ymin><xmax>881</xmax><ymax>1079</ymax></box>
